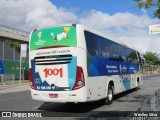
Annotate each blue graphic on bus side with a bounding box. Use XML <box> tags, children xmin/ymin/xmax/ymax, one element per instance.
<box><xmin>88</xmin><ymin>58</ymin><xmax>139</xmax><ymax>76</ymax></box>
<box><xmin>120</xmin><ymin>74</ymin><xmax>131</xmax><ymax>90</ymax></box>
<box><xmin>88</xmin><ymin>58</ymin><xmax>139</xmax><ymax>90</ymax></box>
<box><xmin>68</xmin><ymin>57</ymin><xmax>77</xmax><ymax>90</ymax></box>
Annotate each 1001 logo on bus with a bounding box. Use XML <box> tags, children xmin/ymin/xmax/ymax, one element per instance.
<box><xmin>43</xmin><ymin>68</ymin><xmax>63</xmax><ymax>78</ymax></box>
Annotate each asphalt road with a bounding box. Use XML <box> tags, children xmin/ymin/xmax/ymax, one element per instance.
<box><xmin>0</xmin><ymin>75</ymin><xmax>160</xmax><ymax>120</ymax></box>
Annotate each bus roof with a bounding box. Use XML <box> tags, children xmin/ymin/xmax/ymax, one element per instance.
<box><xmin>31</xmin><ymin>23</ymin><xmax>138</xmax><ymax>52</ymax></box>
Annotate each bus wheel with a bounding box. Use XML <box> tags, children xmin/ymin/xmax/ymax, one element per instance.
<box><xmin>103</xmin><ymin>84</ymin><xmax>113</xmax><ymax>105</ymax></box>
<box><xmin>135</xmin><ymin>78</ymin><xmax>140</xmax><ymax>90</ymax></box>
<box><xmin>137</xmin><ymin>79</ymin><xmax>140</xmax><ymax>87</ymax></box>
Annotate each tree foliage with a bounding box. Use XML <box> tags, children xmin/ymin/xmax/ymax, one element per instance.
<box><xmin>134</xmin><ymin>0</ymin><xmax>160</xmax><ymax>19</ymax></box>
<box><xmin>6</xmin><ymin>40</ymin><xmax>20</xmax><ymax>53</ymax></box>
<box><xmin>143</xmin><ymin>51</ymin><xmax>160</xmax><ymax>65</ymax></box>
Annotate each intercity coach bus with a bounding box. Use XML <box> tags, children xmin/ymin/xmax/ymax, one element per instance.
<box><xmin>29</xmin><ymin>24</ymin><xmax>144</xmax><ymax>104</ymax></box>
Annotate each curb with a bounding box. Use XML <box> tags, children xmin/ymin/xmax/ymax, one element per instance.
<box><xmin>0</xmin><ymin>83</ymin><xmax>29</xmax><ymax>90</ymax></box>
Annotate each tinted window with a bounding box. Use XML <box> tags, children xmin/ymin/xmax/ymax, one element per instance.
<box><xmin>119</xmin><ymin>46</ymin><xmax>126</xmax><ymax>62</ymax></box>
<box><xmin>101</xmin><ymin>38</ymin><xmax>112</xmax><ymax>60</ymax></box>
<box><xmin>112</xmin><ymin>42</ymin><xmax>121</xmax><ymax>61</ymax></box>
<box><xmin>85</xmin><ymin>31</ymin><xmax>101</xmax><ymax>58</ymax></box>
<box><xmin>126</xmin><ymin>48</ymin><xmax>138</xmax><ymax>64</ymax></box>
<box><xmin>126</xmin><ymin>48</ymin><xmax>132</xmax><ymax>63</ymax></box>
<box><xmin>85</xmin><ymin>30</ymin><xmax>138</xmax><ymax>63</ymax></box>
<box><xmin>130</xmin><ymin>51</ymin><xmax>138</xmax><ymax>64</ymax></box>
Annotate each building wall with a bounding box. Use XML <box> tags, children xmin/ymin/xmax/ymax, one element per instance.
<box><xmin>0</xmin><ymin>37</ymin><xmax>29</xmax><ymax>80</ymax></box>
<box><xmin>0</xmin><ymin>38</ymin><xmax>28</xmax><ymax>61</ymax></box>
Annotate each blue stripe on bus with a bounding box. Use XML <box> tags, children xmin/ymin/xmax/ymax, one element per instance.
<box><xmin>68</xmin><ymin>57</ymin><xmax>77</xmax><ymax>90</ymax></box>
<box><xmin>88</xmin><ymin>58</ymin><xmax>139</xmax><ymax>76</ymax></box>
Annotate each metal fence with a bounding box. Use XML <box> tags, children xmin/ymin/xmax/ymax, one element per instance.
<box><xmin>0</xmin><ymin>73</ymin><xmax>29</xmax><ymax>86</ymax></box>
<box><xmin>142</xmin><ymin>64</ymin><xmax>160</xmax><ymax>75</ymax></box>
<box><xmin>0</xmin><ymin>24</ymin><xmax>30</xmax><ymax>37</ymax></box>
<box><xmin>0</xmin><ymin>60</ymin><xmax>29</xmax><ymax>86</ymax></box>
<box><xmin>140</xmin><ymin>89</ymin><xmax>160</xmax><ymax>112</ymax></box>
<box><xmin>132</xmin><ymin>89</ymin><xmax>160</xmax><ymax>120</ymax></box>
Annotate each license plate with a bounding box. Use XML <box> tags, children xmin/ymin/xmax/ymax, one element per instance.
<box><xmin>49</xmin><ymin>94</ymin><xmax>58</xmax><ymax>98</ymax></box>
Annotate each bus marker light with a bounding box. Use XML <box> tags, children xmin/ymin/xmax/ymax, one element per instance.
<box><xmin>72</xmin><ymin>24</ymin><xmax>76</xmax><ymax>27</ymax></box>
<box><xmin>33</xmin><ymin>28</ymin><xmax>37</xmax><ymax>32</ymax></box>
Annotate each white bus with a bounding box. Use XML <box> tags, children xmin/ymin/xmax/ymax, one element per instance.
<box><xmin>29</xmin><ymin>24</ymin><xmax>144</xmax><ymax>104</ymax></box>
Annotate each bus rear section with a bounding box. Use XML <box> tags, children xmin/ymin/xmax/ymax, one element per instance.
<box><xmin>29</xmin><ymin>25</ymin><xmax>87</xmax><ymax>103</ymax></box>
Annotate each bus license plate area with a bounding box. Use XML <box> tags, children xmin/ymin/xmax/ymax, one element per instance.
<box><xmin>49</xmin><ymin>94</ymin><xmax>58</xmax><ymax>98</ymax></box>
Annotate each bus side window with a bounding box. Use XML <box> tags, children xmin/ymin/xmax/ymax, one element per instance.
<box><xmin>131</xmin><ymin>51</ymin><xmax>138</xmax><ymax>64</ymax></box>
<box><xmin>85</xmin><ymin>31</ymin><xmax>100</xmax><ymax>58</ymax></box>
<box><xmin>87</xmin><ymin>48</ymin><xmax>98</xmax><ymax>57</ymax></box>
<box><xmin>126</xmin><ymin>48</ymin><xmax>132</xmax><ymax>63</ymax></box>
<box><xmin>112</xmin><ymin>43</ymin><xmax>120</xmax><ymax>61</ymax></box>
<box><xmin>126</xmin><ymin>48</ymin><xmax>139</xmax><ymax>64</ymax></box>
<box><xmin>120</xmin><ymin>46</ymin><xmax>126</xmax><ymax>62</ymax></box>
<box><xmin>101</xmin><ymin>38</ymin><xmax>112</xmax><ymax>60</ymax></box>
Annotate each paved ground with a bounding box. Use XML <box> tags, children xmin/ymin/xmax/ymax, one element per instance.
<box><xmin>0</xmin><ymin>84</ymin><xmax>29</xmax><ymax>94</ymax></box>
<box><xmin>0</xmin><ymin>75</ymin><xmax>160</xmax><ymax>120</ymax></box>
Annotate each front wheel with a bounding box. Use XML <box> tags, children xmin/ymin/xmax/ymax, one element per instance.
<box><xmin>102</xmin><ymin>84</ymin><xmax>113</xmax><ymax>105</ymax></box>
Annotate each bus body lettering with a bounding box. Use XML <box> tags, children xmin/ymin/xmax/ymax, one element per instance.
<box><xmin>43</xmin><ymin>68</ymin><xmax>63</xmax><ymax>78</ymax></box>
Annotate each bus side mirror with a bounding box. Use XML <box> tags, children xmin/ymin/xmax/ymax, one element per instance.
<box><xmin>140</xmin><ymin>56</ymin><xmax>146</xmax><ymax>65</ymax></box>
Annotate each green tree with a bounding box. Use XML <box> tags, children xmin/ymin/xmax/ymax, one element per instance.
<box><xmin>6</xmin><ymin>40</ymin><xmax>20</xmax><ymax>53</ymax></box>
<box><xmin>143</xmin><ymin>51</ymin><xmax>160</xmax><ymax>65</ymax></box>
<box><xmin>134</xmin><ymin>0</ymin><xmax>160</xmax><ymax>19</ymax></box>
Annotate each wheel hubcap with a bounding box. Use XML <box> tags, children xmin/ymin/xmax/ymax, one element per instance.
<box><xmin>108</xmin><ymin>89</ymin><xmax>113</xmax><ymax>101</ymax></box>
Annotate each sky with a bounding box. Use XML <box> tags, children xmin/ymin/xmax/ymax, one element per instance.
<box><xmin>0</xmin><ymin>0</ymin><xmax>160</xmax><ymax>55</ymax></box>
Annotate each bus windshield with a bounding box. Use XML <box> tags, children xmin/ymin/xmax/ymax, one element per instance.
<box><xmin>30</xmin><ymin>25</ymin><xmax>77</xmax><ymax>51</ymax></box>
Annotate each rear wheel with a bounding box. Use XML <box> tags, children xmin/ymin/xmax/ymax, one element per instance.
<box><xmin>102</xmin><ymin>84</ymin><xmax>113</xmax><ymax>105</ymax></box>
<box><xmin>137</xmin><ymin>79</ymin><xmax>140</xmax><ymax>87</ymax></box>
<box><xmin>135</xmin><ymin>78</ymin><xmax>140</xmax><ymax>90</ymax></box>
